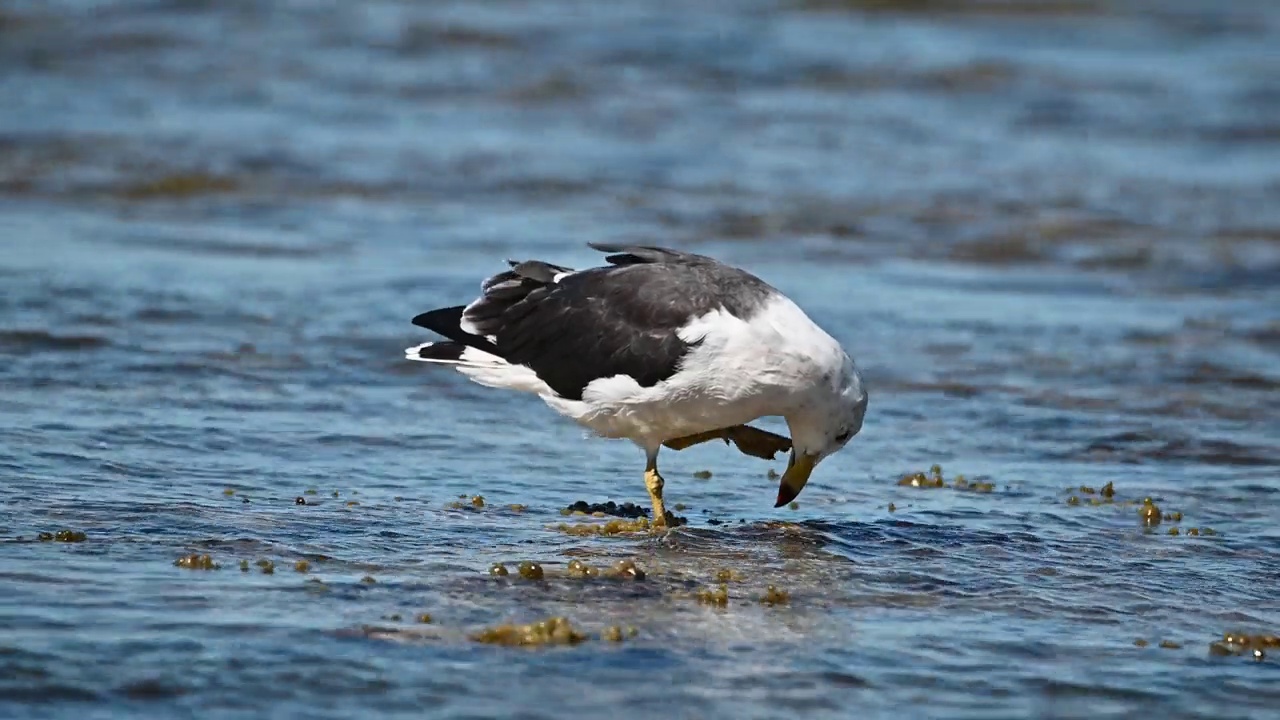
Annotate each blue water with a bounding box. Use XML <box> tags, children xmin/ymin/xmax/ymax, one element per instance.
<box><xmin>2</xmin><ymin>1</ymin><xmax>1280</xmax><ymax>718</ymax></box>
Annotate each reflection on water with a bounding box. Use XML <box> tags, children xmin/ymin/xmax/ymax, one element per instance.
<box><xmin>1</xmin><ymin>0</ymin><xmax>1279</xmax><ymax>718</ymax></box>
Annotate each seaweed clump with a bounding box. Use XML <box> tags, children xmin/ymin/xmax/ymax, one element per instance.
<box><xmin>1211</xmin><ymin>633</ymin><xmax>1279</xmax><ymax>660</ymax></box>
<box><xmin>174</xmin><ymin>554</ymin><xmax>219</xmax><ymax>570</ymax></box>
<box><xmin>697</xmin><ymin>585</ymin><xmax>730</xmax><ymax>607</ymax></box>
<box><xmin>38</xmin><ymin>530</ymin><xmax>87</xmax><ymax>543</ymax></box>
<box><xmin>517</xmin><ymin>561</ymin><xmax>544</xmax><ymax>580</ymax></box>
<box><xmin>556</xmin><ymin>517</ymin><xmax>653</xmax><ymax>536</ymax></box>
<box><xmin>601</xmin><ymin>625</ymin><xmax>638</xmax><ymax>642</ymax></box>
<box><xmin>566</xmin><ymin>559</ymin><xmax>600</xmax><ymax>578</ymax></box>
<box><xmin>1139</xmin><ymin>498</ymin><xmax>1161</xmax><ymax>525</ymax></box>
<box><xmin>611</xmin><ymin>559</ymin><xmax>646</xmax><ymax>580</ymax></box>
<box><xmin>898</xmin><ymin>464</ymin><xmax>946</xmax><ymax>488</ymax></box>
<box><xmin>472</xmin><ymin>617</ymin><xmax>588</xmax><ymax>647</ymax></box>
<box><xmin>760</xmin><ymin>586</ymin><xmax>790</xmax><ymax>606</ymax></box>
<box><xmin>896</xmin><ymin>464</ymin><xmax>993</xmax><ymax>491</ymax></box>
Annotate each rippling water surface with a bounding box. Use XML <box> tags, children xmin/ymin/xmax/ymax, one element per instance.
<box><xmin>3</xmin><ymin>1</ymin><xmax>1280</xmax><ymax>718</ymax></box>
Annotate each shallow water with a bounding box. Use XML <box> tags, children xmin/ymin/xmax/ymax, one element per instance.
<box><xmin>2</xmin><ymin>0</ymin><xmax>1280</xmax><ymax>718</ymax></box>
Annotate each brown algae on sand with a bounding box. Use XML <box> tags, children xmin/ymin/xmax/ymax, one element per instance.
<box><xmin>471</xmin><ymin>495</ymin><xmax>485</xmax><ymax>508</ymax></box>
<box><xmin>602</xmin><ymin>625</ymin><xmax>638</xmax><ymax>642</ymax></box>
<box><xmin>416</xmin><ymin>613</ymin><xmax>432</xmax><ymax>624</ymax></box>
<box><xmin>898</xmin><ymin>466</ymin><xmax>945</xmax><ymax>488</ymax></box>
<box><xmin>256</xmin><ymin>559</ymin><xmax>275</xmax><ymax>574</ymax></box>
<box><xmin>556</xmin><ymin>517</ymin><xmax>653</xmax><ymax>536</ymax></box>
<box><xmin>1139</xmin><ymin>498</ymin><xmax>1162</xmax><ymax>525</ymax></box>
<box><xmin>715</xmin><ymin>568</ymin><xmax>741</xmax><ymax>583</ymax></box>
<box><xmin>566</xmin><ymin>559</ymin><xmax>599</xmax><ymax>578</ymax></box>
<box><xmin>472</xmin><ymin>617</ymin><xmax>587</xmax><ymax>647</ymax></box>
<box><xmin>693</xmin><ymin>470</ymin><xmax>713</xmax><ymax>479</ymax></box>
<box><xmin>611</xmin><ymin>559</ymin><xmax>645</xmax><ymax>580</ymax></box>
<box><xmin>120</xmin><ymin>172</ymin><xmax>238</xmax><ymax>199</ymax></box>
<box><xmin>360</xmin><ymin>575</ymin><xmax>377</xmax><ymax>584</ymax></box>
<box><xmin>294</xmin><ymin>560</ymin><xmax>311</xmax><ymax>573</ymax></box>
<box><xmin>899</xmin><ymin>464</ymin><xmax>988</xmax><ymax>490</ymax></box>
<box><xmin>697</xmin><ymin>585</ymin><xmax>730</xmax><ymax>607</ymax></box>
<box><xmin>1212</xmin><ymin>633</ymin><xmax>1280</xmax><ymax>657</ymax></box>
<box><xmin>761</xmin><ymin>585</ymin><xmax>791</xmax><ymax>606</ymax></box>
<box><xmin>38</xmin><ymin>530</ymin><xmax>88</xmax><ymax>542</ymax></box>
<box><xmin>174</xmin><ymin>554</ymin><xmax>219</xmax><ymax>570</ymax></box>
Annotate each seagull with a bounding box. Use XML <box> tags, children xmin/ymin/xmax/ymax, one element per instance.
<box><xmin>405</xmin><ymin>243</ymin><xmax>868</xmax><ymax>528</ymax></box>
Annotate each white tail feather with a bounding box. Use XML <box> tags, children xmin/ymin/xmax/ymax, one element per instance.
<box><xmin>404</xmin><ymin>343</ymin><xmax>552</xmax><ymax>395</ymax></box>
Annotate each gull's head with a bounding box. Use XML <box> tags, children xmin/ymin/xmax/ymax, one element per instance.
<box><xmin>777</xmin><ymin>354</ymin><xmax>868</xmax><ymax>507</ymax></box>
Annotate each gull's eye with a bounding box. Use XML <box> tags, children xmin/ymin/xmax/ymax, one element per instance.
<box><xmin>834</xmin><ymin>429</ymin><xmax>852</xmax><ymax>444</ymax></box>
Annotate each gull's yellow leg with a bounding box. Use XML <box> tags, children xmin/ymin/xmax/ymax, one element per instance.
<box><xmin>644</xmin><ymin>449</ymin><xmax>670</xmax><ymax>529</ymax></box>
<box><xmin>664</xmin><ymin>425</ymin><xmax>792</xmax><ymax>461</ymax></box>
<box><xmin>725</xmin><ymin>425</ymin><xmax>792</xmax><ymax>460</ymax></box>
<box><xmin>662</xmin><ymin>428</ymin><xmax>730</xmax><ymax>451</ymax></box>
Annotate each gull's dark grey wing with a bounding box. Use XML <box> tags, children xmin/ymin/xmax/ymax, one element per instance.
<box><xmin>411</xmin><ymin>245</ymin><xmax>773</xmax><ymax>400</ymax></box>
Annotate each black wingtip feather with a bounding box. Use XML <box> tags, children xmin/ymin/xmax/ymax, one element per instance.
<box><xmin>410</xmin><ymin>305</ymin><xmax>502</xmax><ymax>355</ymax></box>
<box><xmin>411</xmin><ymin>306</ymin><xmax>465</xmax><ymax>333</ymax></box>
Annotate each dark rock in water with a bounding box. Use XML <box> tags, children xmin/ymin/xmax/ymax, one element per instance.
<box><xmin>565</xmin><ymin>500</ymin><xmax>649</xmax><ymax>518</ymax></box>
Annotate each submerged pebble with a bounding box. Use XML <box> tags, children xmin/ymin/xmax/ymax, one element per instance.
<box><xmin>563</xmin><ymin>500</ymin><xmax>648</xmax><ymax>519</ymax></box>
<box><xmin>518</xmin><ymin>561</ymin><xmax>544</xmax><ymax>580</ymax></box>
<box><xmin>489</xmin><ymin>563</ymin><xmax>510</xmax><ymax>577</ymax></box>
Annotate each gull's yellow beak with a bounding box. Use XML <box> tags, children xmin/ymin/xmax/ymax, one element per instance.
<box><xmin>774</xmin><ymin>450</ymin><xmax>818</xmax><ymax>507</ymax></box>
